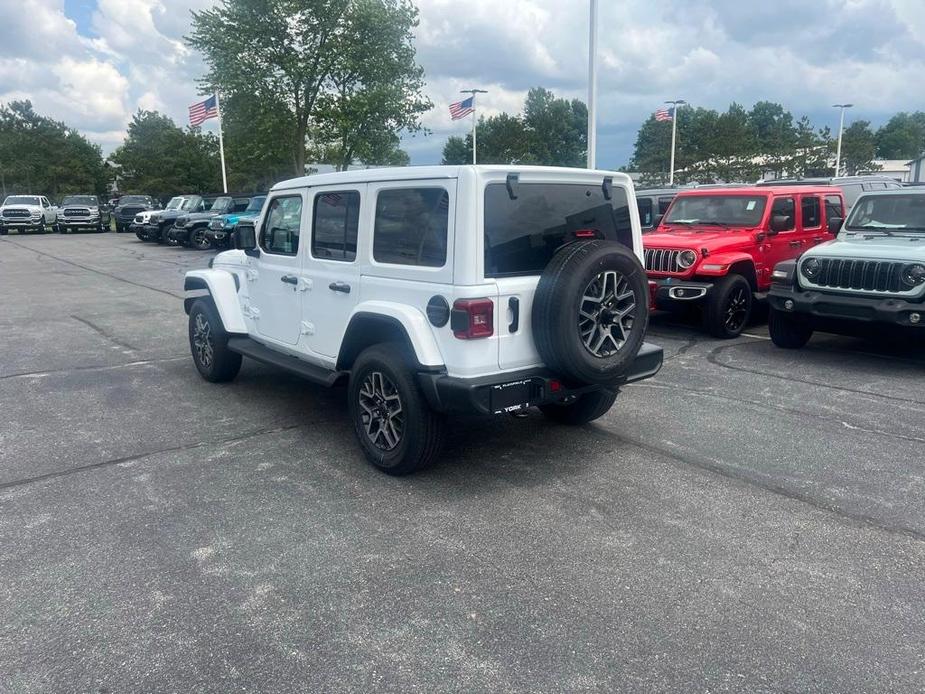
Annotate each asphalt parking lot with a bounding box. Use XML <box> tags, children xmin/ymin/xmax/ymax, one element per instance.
<box><xmin>1</xmin><ymin>232</ymin><xmax>924</xmax><ymax>692</ymax></box>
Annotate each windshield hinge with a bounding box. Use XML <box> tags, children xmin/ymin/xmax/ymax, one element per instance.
<box><xmin>506</xmin><ymin>173</ymin><xmax>519</xmax><ymax>200</ymax></box>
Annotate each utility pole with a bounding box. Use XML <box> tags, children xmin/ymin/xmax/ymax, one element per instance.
<box><xmin>587</xmin><ymin>0</ymin><xmax>598</xmax><ymax>169</ymax></box>
<box><xmin>665</xmin><ymin>99</ymin><xmax>686</xmax><ymax>185</ymax></box>
<box><xmin>833</xmin><ymin>103</ymin><xmax>853</xmax><ymax>177</ymax></box>
<box><xmin>459</xmin><ymin>89</ymin><xmax>487</xmax><ymax>164</ymax></box>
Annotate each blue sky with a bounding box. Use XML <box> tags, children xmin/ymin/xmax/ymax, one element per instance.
<box><xmin>5</xmin><ymin>0</ymin><xmax>925</xmax><ymax>169</ymax></box>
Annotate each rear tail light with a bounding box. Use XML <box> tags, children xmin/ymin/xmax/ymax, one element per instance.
<box><xmin>451</xmin><ymin>298</ymin><xmax>494</xmax><ymax>339</ymax></box>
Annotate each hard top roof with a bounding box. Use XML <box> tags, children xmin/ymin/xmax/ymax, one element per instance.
<box><xmin>674</xmin><ymin>184</ymin><xmax>843</xmax><ymax>196</ymax></box>
<box><xmin>271</xmin><ymin>165</ymin><xmax>632</xmax><ymax>191</ymax></box>
<box><xmin>854</xmin><ymin>187</ymin><xmax>925</xmax><ymax>197</ymax></box>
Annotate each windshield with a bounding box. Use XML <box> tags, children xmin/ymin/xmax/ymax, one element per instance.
<box><xmin>484</xmin><ymin>182</ymin><xmax>632</xmax><ymax>277</ymax></box>
<box><xmin>210</xmin><ymin>196</ymin><xmax>232</xmax><ymax>211</ymax></box>
<box><xmin>244</xmin><ymin>196</ymin><xmax>266</xmax><ymax>213</ymax></box>
<box><xmin>181</xmin><ymin>196</ymin><xmax>202</xmax><ymax>211</ymax></box>
<box><xmin>846</xmin><ymin>194</ymin><xmax>925</xmax><ymax>233</ymax></box>
<box><xmin>665</xmin><ymin>195</ymin><xmax>767</xmax><ymax>227</ymax></box>
<box><xmin>165</xmin><ymin>197</ymin><xmax>185</xmax><ymax>210</ymax></box>
<box><xmin>61</xmin><ymin>196</ymin><xmax>98</xmax><ymax>206</ymax></box>
<box><xmin>119</xmin><ymin>196</ymin><xmax>149</xmax><ymax>205</ymax></box>
<box><xmin>4</xmin><ymin>196</ymin><xmax>40</xmax><ymax>206</ymax></box>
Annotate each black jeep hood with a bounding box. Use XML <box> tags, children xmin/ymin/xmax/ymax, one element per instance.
<box><xmin>185</xmin><ymin>210</ymin><xmax>223</xmax><ymax>222</ymax></box>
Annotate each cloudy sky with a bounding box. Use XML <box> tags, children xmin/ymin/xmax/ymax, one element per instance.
<box><xmin>4</xmin><ymin>0</ymin><xmax>925</xmax><ymax>168</ymax></box>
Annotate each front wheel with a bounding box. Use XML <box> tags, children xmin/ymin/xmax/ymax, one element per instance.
<box><xmin>349</xmin><ymin>344</ymin><xmax>445</xmax><ymax>475</ymax></box>
<box><xmin>188</xmin><ymin>300</ymin><xmax>242</xmax><ymax>382</ymax></box>
<box><xmin>703</xmin><ymin>273</ymin><xmax>753</xmax><ymax>338</ymax></box>
<box><xmin>768</xmin><ymin>308</ymin><xmax>813</xmax><ymax>348</ymax></box>
<box><xmin>190</xmin><ymin>227</ymin><xmax>212</xmax><ymax>250</ymax></box>
<box><xmin>539</xmin><ymin>389</ymin><xmax>618</xmax><ymax>425</ymax></box>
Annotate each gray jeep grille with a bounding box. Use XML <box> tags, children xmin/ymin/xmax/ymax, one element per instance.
<box><xmin>810</xmin><ymin>258</ymin><xmax>905</xmax><ymax>292</ymax></box>
<box><xmin>644</xmin><ymin>248</ymin><xmax>684</xmax><ymax>273</ymax></box>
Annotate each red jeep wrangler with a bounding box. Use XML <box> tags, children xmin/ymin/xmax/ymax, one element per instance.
<box><xmin>644</xmin><ymin>186</ymin><xmax>845</xmax><ymax>337</ymax></box>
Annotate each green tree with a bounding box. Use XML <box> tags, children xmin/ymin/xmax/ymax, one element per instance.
<box><xmin>187</xmin><ymin>0</ymin><xmax>427</xmax><ymax>176</ymax></box>
<box><xmin>0</xmin><ymin>100</ymin><xmax>106</xmax><ymax>198</ymax></box>
<box><xmin>874</xmin><ymin>112</ymin><xmax>925</xmax><ymax>159</ymax></box>
<box><xmin>442</xmin><ymin>135</ymin><xmax>470</xmax><ymax>164</ymax></box>
<box><xmin>840</xmin><ymin>120</ymin><xmax>878</xmax><ymax>175</ymax></box>
<box><xmin>221</xmin><ymin>94</ymin><xmax>293</xmax><ymax>192</ymax></box>
<box><xmin>785</xmin><ymin>116</ymin><xmax>833</xmax><ymax>178</ymax></box>
<box><xmin>521</xmin><ymin>87</ymin><xmax>587</xmax><ymax>167</ymax></box>
<box><xmin>748</xmin><ymin>101</ymin><xmax>795</xmax><ymax>177</ymax></box>
<box><xmin>109</xmin><ymin>110</ymin><xmax>221</xmax><ymax>199</ymax></box>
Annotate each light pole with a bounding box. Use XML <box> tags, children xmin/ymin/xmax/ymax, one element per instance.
<box><xmin>460</xmin><ymin>89</ymin><xmax>488</xmax><ymax>164</ymax></box>
<box><xmin>587</xmin><ymin>0</ymin><xmax>598</xmax><ymax>169</ymax></box>
<box><xmin>666</xmin><ymin>99</ymin><xmax>686</xmax><ymax>185</ymax></box>
<box><xmin>832</xmin><ymin>104</ymin><xmax>853</xmax><ymax>177</ymax></box>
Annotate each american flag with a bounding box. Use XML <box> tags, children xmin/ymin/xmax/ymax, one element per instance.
<box><xmin>654</xmin><ymin>106</ymin><xmax>674</xmax><ymax>122</ymax></box>
<box><xmin>189</xmin><ymin>94</ymin><xmax>219</xmax><ymax>126</ymax></box>
<box><xmin>449</xmin><ymin>96</ymin><xmax>475</xmax><ymax>120</ymax></box>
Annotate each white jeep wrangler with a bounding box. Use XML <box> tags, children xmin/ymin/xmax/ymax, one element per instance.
<box><xmin>184</xmin><ymin>166</ymin><xmax>663</xmax><ymax>474</ymax></box>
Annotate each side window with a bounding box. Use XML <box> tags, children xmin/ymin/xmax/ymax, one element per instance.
<box><xmin>658</xmin><ymin>196</ymin><xmax>674</xmax><ymax>214</ymax></box>
<box><xmin>312</xmin><ymin>190</ymin><xmax>360</xmax><ymax>261</ymax></box>
<box><xmin>373</xmin><ymin>188</ymin><xmax>448</xmax><ymax>267</ymax></box>
<box><xmin>801</xmin><ymin>195</ymin><xmax>821</xmax><ymax>229</ymax></box>
<box><xmin>824</xmin><ymin>195</ymin><xmax>843</xmax><ymax>222</ymax></box>
<box><xmin>260</xmin><ymin>195</ymin><xmax>303</xmax><ymax>256</ymax></box>
<box><xmin>41</xmin><ymin>198</ymin><xmax>49</xmax><ymax>208</ymax></box>
<box><xmin>636</xmin><ymin>198</ymin><xmax>653</xmax><ymax>227</ymax></box>
<box><xmin>771</xmin><ymin>197</ymin><xmax>795</xmax><ymax>231</ymax></box>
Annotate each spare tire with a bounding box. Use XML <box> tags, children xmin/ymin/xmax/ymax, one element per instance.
<box><xmin>532</xmin><ymin>240</ymin><xmax>648</xmax><ymax>385</ymax></box>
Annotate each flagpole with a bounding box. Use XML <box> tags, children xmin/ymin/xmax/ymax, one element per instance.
<box><xmin>214</xmin><ymin>91</ymin><xmax>228</xmax><ymax>194</ymax></box>
<box><xmin>460</xmin><ymin>89</ymin><xmax>487</xmax><ymax>165</ymax></box>
<box><xmin>665</xmin><ymin>99</ymin><xmax>686</xmax><ymax>185</ymax></box>
<box><xmin>587</xmin><ymin>0</ymin><xmax>598</xmax><ymax>169</ymax></box>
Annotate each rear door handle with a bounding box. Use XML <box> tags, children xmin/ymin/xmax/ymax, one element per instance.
<box><xmin>789</xmin><ymin>240</ymin><xmax>802</xmax><ymax>248</ymax></box>
<box><xmin>329</xmin><ymin>281</ymin><xmax>351</xmax><ymax>294</ymax></box>
<box><xmin>812</xmin><ymin>237</ymin><xmax>823</xmax><ymax>243</ymax></box>
<box><xmin>281</xmin><ymin>275</ymin><xmax>298</xmax><ymax>285</ymax></box>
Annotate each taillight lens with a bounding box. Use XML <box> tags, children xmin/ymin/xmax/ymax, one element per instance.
<box><xmin>452</xmin><ymin>298</ymin><xmax>494</xmax><ymax>339</ymax></box>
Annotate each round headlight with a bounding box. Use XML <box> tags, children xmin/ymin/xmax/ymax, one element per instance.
<box><xmin>801</xmin><ymin>257</ymin><xmax>822</xmax><ymax>280</ymax></box>
<box><xmin>901</xmin><ymin>263</ymin><xmax>925</xmax><ymax>288</ymax></box>
<box><xmin>678</xmin><ymin>249</ymin><xmax>697</xmax><ymax>269</ymax></box>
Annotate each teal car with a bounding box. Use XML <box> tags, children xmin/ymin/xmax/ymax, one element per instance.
<box><xmin>206</xmin><ymin>195</ymin><xmax>266</xmax><ymax>249</ymax></box>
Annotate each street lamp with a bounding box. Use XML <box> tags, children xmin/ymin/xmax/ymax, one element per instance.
<box><xmin>460</xmin><ymin>89</ymin><xmax>488</xmax><ymax>164</ymax></box>
<box><xmin>833</xmin><ymin>103</ymin><xmax>853</xmax><ymax>177</ymax></box>
<box><xmin>666</xmin><ymin>99</ymin><xmax>687</xmax><ymax>185</ymax></box>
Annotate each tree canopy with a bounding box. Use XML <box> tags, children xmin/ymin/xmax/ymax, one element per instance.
<box><xmin>442</xmin><ymin>87</ymin><xmax>585</xmax><ymax>166</ymax></box>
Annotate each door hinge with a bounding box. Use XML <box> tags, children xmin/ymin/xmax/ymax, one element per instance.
<box><xmin>243</xmin><ymin>303</ymin><xmax>260</xmax><ymax>319</ymax></box>
<box><xmin>245</xmin><ymin>269</ymin><xmax>258</xmax><ymax>282</ymax></box>
<box><xmin>298</xmin><ymin>278</ymin><xmax>313</xmax><ymax>292</ymax></box>
<box><xmin>300</xmin><ymin>321</ymin><xmax>315</xmax><ymax>335</ymax></box>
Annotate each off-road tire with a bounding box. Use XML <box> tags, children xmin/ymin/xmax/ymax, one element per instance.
<box><xmin>539</xmin><ymin>389</ymin><xmax>618</xmax><ymax>425</ymax></box>
<box><xmin>533</xmin><ymin>240</ymin><xmax>648</xmax><ymax>386</ymax></box>
<box><xmin>703</xmin><ymin>273</ymin><xmax>752</xmax><ymax>339</ymax></box>
<box><xmin>190</xmin><ymin>227</ymin><xmax>212</xmax><ymax>251</ymax></box>
<box><xmin>188</xmin><ymin>299</ymin><xmax>242</xmax><ymax>383</ymax></box>
<box><xmin>348</xmin><ymin>343</ymin><xmax>445</xmax><ymax>475</ymax></box>
<box><xmin>768</xmin><ymin>307</ymin><xmax>813</xmax><ymax>349</ymax></box>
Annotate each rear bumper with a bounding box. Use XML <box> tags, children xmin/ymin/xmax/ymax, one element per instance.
<box><xmin>769</xmin><ymin>285</ymin><xmax>925</xmax><ymax>327</ymax></box>
<box><xmin>418</xmin><ymin>342</ymin><xmax>664</xmax><ymax>414</ymax></box>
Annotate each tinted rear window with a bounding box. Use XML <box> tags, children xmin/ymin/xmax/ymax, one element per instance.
<box><xmin>484</xmin><ymin>183</ymin><xmax>631</xmax><ymax>277</ymax></box>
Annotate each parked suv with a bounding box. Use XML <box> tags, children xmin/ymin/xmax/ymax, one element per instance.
<box><xmin>768</xmin><ymin>189</ymin><xmax>925</xmax><ymax>347</ymax></box>
<box><xmin>168</xmin><ymin>195</ymin><xmax>253</xmax><ymax>250</ymax></box>
<box><xmin>56</xmin><ymin>195</ymin><xmax>110</xmax><ymax>233</ymax></box>
<box><xmin>113</xmin><ymin>195</ymin><xmax>158</xmax><ymax>233</ymax></box>
<box><xmin>0</xmin><ymin>195</ymin><xmax>56</xmax><ymax>234</ymax></box>
<box><xmin>644</xmin><ymin>185</ymin><xmax>844</xmax><ymax>337</ymax></box>
<box><xmin>758</xmin><ymin>175</ymin><xmax>902</xmax><ymax>211</ymax></box>
<box><xmin>139</xmin><ymin>195</ymin><xmax>214</xmax><ymax>243</ymax></box>
<box><xmin>206</xmin><ymin>195</ymin><xmax>266</xmax><ymax>249</ymax></box>
<box><xmin>183</xmin><ymin>166</ymin><xmax>663</xmax><ymax>474</ymax></box>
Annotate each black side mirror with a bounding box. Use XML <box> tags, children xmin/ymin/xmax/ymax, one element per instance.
<box><xmin>234</xmin><ymin>224</ymin><xmax>258</xmax><ymax>256</ymax></box>
<box><xmin>769</xmin><ymin>214</ymin><xmax>793</xmax><ymax>233</ymax></box>
<box><xmin>827</xmin><ymin>216</ymin><xmax>843</xmax><ymax>233</ymax></box>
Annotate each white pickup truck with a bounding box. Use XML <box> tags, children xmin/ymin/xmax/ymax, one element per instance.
<box><xmin>183</xmin><ymin>166</ymin><xmax>663</xmax><ymax>474</ymax></box>
<box><xmin>0</xmin><ymin>195</ymin><xmax>56</xmax><ymax>234</ymax></box>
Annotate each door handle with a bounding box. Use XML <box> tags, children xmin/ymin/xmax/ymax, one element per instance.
<box><xmin>508</xmin><ymin>297</ymin><xmax>520</xmax><ymax>333</ymax></box>
<box><xmin>789</xmin><ymin>240</ymin><xmax>802</xmax><ymax>248</ymax></box>
<box><xmin>280</xmin><ymin>275</ymin><xmax>298</xmax><ymax>285</ymax></box>
<box><xmin>329</xmin><ymin>281</ymin><xmax>351</xmax><ymax>294</ymax></box>
<box><xmin>812</xmin><ymin>237</ymin><xmax>823</xmax><ymax>243</ymax></box>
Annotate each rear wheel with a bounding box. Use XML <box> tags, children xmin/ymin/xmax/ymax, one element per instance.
<box><xmin>539</xmin><ymin>389</ymin><xmax>618</xmax><ymax>425</ymax></box>
<box><xmin>188</xmin><ymin>299</ymin><xmax>242</xmax><ymax>382</ymax></box>
<box><xmin>349</xmin><ymin>343</ymin><xmax>445</xmax><ymax>475</ymax></box>
<box><xmin>768</xmin><ymin>308</ymin><xmax>813</xmax><ymax>348</ymax></box>
<box><xmin>703</xmin><ymin>273</ymin><xmax>752</xmax><ymax>338</ymax></box>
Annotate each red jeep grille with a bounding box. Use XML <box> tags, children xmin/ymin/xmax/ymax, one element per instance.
<box><xmin>644</xmin><ymin>248</ymin><xmax>684</xmax><ymax>273</ymax></box>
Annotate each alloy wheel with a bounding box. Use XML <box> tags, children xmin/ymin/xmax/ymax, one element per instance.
<box><xmin>724</xmin><ymin>287</ymin><xmax>749</xmax><ymax>332</ymax></box>
<box><xmin>578</xmin><ymin>270</ymin><xmax>637</xmax><ymax>358</ymax></box>
<box><xmin>192</xmin><ymin>229</ymin><xmax>210</xmax><ymax>250</ymax></box>
<box><xmin>192</xmin><ymin>313</ymin><xmax>214</xmax><ymax>369</ymax></box>
<box><xmin>358</xmin><ymin>371</ymin><xmax>404</xmax><ymax>451</ymax></box>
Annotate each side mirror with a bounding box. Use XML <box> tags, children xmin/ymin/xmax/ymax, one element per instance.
<box><xmin>769</xmin><ymin>214</ymin><xmax>793</xmax><ymax>233</ymax></box>
<box><xmin>234</xmin><ymin>224</ymin><xmax>258</xmax><ymax>256</ymax></box>
<box><xmin>827</xmin><ymin>216</ymin><xmax>843</xmax><ymax>234</ymax></box>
